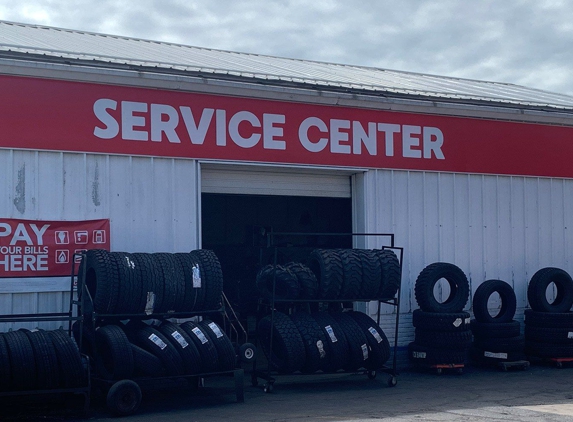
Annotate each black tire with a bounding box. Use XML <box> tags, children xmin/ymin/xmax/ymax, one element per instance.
<box><xmin>308</xmin><ymin>249</ymin><xmax>344</xmax><ymax>300</ymax></box>
<box><xmin>290</xmin><ymin>311</ymin><xmax>330</xmax><ymax>373</ymax></box>
<box><xmin>256</xmin><ymin>264</ymin><xmax>300</xmax><ymax>300</ymax></box>
<box><xmin>22</xmin><ymin>329</ymin><xmax>59</xmax><ymax>390</ymax></box>
<box><xmin>470</xmin><ymin>319</ymin><xmax>521</xmax><ymax>339</ymax></box>
<box><xmin>473</xmin><ymin>335</ymin><xmax>525</xmax><ymax>352</ymax></box>
<box><xmin>109</xmin><ymin>252</ymin><xmax>140</xmax><ymax>314</ymax></box>
<box><xmin>48</xmin><ymin>329</ymin><xmax>86</xmax><ymax>388</ymax></box>
<box><xmin>311</xmin><ymin>311</ymin><xmax>350</xmax><ymax>373</ymax></box>
<box><xmin>154</xmin><ymin>253</ymin><xmax>186</xmax><ymax>313</ymax></box>
<box><xmin>285</xmin><ymin>262</ymin><xmax>318</xmax><ymax>300</ymax></box>
<box><xmin>414</xmin><ymin>262</ymin><xmax>469</xmax><ymax>313</ymax></box>
<box><xmin>174</xmin><ymin>253</ymin><xmax>205</xmax><ymax>312</ymax></box>
<box><xmin>415</xmin><ymin>329</ymin><xmax>473</xmax><ymax>349</ymax></box>
<box><xmin>0</xmin><ymin>334</ymin><xmax>11</xmax><ymax>392</ymax></box>
<box><xmin>412</xmin><ymin>309</ymin><xmax>471</xmax><ymax>332</ymax></box>
<box><xmin>4</xmin><ymin>330</ymin><xmax>36</xmax><ymax>390</ymax></box>
<box><xmin>199</xmin><ymin>320</ymin><xmax>236</xmax><ymax>372</ymax></box>
<box><xmin>331</xmin><ymin>312</ymin><xmax>370</xmax><ymax>371</ymax></box>
<box><xmin>129</xmin><ymin>325</ymin><xmax>185</xmax><ymax>376</ymax></box>
<box><xmin>472</xmin><ymin>279</ymin><xmax>517</xmax><ymax>323</ymax></box>
<box><xmin>106</xmin><ymin>379</ymin><xmax>142</xmax><ymax>416</ymax></box>
<box><xmin>347</xmin><ymin>311</ymin><xmax>391</xmax><ymax>369</ymax></box>
<box><xmin>94</xmin><ymin>324</ymin><xmax>135</xmax><ymax>380</ymax></box>
<box><xmin>355</xmin><ymin>250</ymin><xmax>381</xmax><ymax>299</ymax></box>
<box><xmin>524</xmin><ymin>325</ymin><xmax>573</xmax><ymax>344</ymax></box>
<box><xmin>158</xmin><ymin>321</ymin><xmax>202</xmax><ymax>375</ymax></box>
<box><xmin>180</xmin><ymin>321</ymin><xmax>220</xmax><ymax>373</ymax></box>
<box><xmin>408</xmin><ymin>342</ymin><xmax>468</xmax><ymax>365</ymax></box>
<box><xmin>190</xmin><ymin>249</ymin><xmax>224</xmax><ymax>311</ymax></box>
<box><xmin>375</xmin><ymin>249</ymin><xmax>402</xmax><ymax>300</ymax></box>
<box><xmin>84</xmin><ymin>249</ymin><xmax>120</xmax><ymax>314</ymax></box>
<box><xmin>525</xmin><ymin>340</ymin><xmax>573</xmax><ymax>358</ymax></box>
<box><xmin>131</xmin><ymin>343</ymin><xmax>166</xmax><ymax>377</ymax></box>
<box><xmin>470</xmin><ymin>345</ymin><xmax>526</xmax><ymax>364</ymax></box>
<box><xmin>339</xmin><ymin>249</ymin><xmax>363</xmax><ymax>300</ymax></box>
<box><xmin>527</xmin><ymin>267</ymin><xmax>573</xmax><ymax>313</ymax></box>
<box><xmin>257</xmin><ymin>311</ymin><xmax>306</xmax><ymax>373</ymax></box>
<box><xmin>524</xmin><ymin>309</ymin><xmax>573</xmax><ymax>328</ymax></box>
<box><xmin>132</xmin><ymin>252</ymin><xmax>164</xmax><ymax>315</ymax></box>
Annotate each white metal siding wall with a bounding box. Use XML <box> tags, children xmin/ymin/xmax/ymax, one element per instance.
<box><xmin>0</xmin><ymin>149</ymin><xmax>200</xmax><ymax>329</ymax></box>
<box><xmin>358</xmin><ymin>169</ymin><xmax>573</xmax><ymax>349</ymax></box>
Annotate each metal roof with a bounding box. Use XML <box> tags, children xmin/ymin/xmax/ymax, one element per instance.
<box><xmin>1</xmin><ymin>20</ymin><xmax>573</xmax><ymax>111</ymax></box>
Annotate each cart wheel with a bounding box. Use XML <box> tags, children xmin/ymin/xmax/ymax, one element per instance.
<box><xmin>388</xmin><ymin>376</ymin><xmax>397</xmax><ymax>387</ymax></box>
<box><xmin>106</xmin><ymin>380</ymin><xmax>142</xmax><ymax>416</ymax></box>
<box><xmin>367</xmin><ymin>370</ymin><xmax>377</xmax><ymax>380</ymax></box>
<box><xmin>239</xmin><ymin>343</ymin><xmax>256</xmax><ymax>363</ymax></box>
<box><xmin>263</xmin><ymin>382</ymin><xmax>274</xmax><ymax>393</ymax></box>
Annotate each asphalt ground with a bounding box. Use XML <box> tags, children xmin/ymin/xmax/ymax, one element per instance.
<box><xmin>4</xmin><ymin>361</ymin><xmax>573</xmax><ymax>421</ymax></box>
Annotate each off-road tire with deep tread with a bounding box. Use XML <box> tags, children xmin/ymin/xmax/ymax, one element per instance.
<box><xmin>470</xmin><ymin>319</ymin><xmax>521</xmax><ymax>339</ymax></box>
<box><xmin>414</xmin><ymin>262</ymin><xmax>469</xmax><ymax>313</ymax></box>
<box><xmin>311</xmin><ymin>311</ymin><xmax>350</xmax><ymax>372</ymax></box>
<box><xmin>412</xmin><ymin>309</ymin><xmax>471</xmax><ymax>332</ymax></box>
<box><xmin>376</xmin><ymin>249</ymin><xmax>402</xmax><ymax>300</ymax></box>
<box><xmin>94</xmin><ymin>324</ymin><xmax>135</xmax><ymax>380</ymax></box>
<box><xmin>180</xmin><ymin>321</ymin><xmax>220</xmax><ymax>373</ymax></box>
<box><xmin>189</xmin><ymin>249</ymin><xmax>224</xmax><ymax>311</ymax></box>
<box><xmin>354</xmin><ymin>250</ymin><xmax>381</xmax><ymax>299</ymax></box>
<box><xmin>256</xmin><ymin>264</ymin><xmax>300</xmax><ymax>300</ymax></box>
<box><xmin>347</xmin><ymin>311</ymin><xmax>391</xmax><ymax>369</ymax></box>
<box><xmin>339</xmin><ymin>249</ymin><xmax>363</xmax><ymax>300</ymax></box>
<box><xmin>331</xmin><ymin>312</ymin><xmax>370</xmax><ymax>371</ymax></box>
<box><xmin>285</xmin><ymin>262</ymin><xmax>318</xmax><ymax>300</ymax></box>
<box><xmin>473</xmin><ymin>279</ymin><xmax>517</xmax><ymax>323</ymax></box>
<box><xmin>290</xmin><ymin>311</ymin><xmax>329</xmax><ymax>373</ymax></box>
<box><xmin>527</xmin><ymin>267</ymin><xmax>573</xmax><ymax>313</ymax></box>
<box><xmin>84</xmin><ymin>249</ymin><xmax>121</xmax><ymax>314</ymax></box>
<box><xmin>199</xmin><ymin>320</ymin><xmax>237</xmax><ymax>372</ymax></box>
<box><xmin>308</xmin><ymin>249</ymin><xmax>344</xmax><ymax>300</ymax></box>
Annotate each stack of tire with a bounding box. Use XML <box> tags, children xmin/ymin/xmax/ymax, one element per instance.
<box><xmin>257</xmin><ymin>310</ymin><xmax>390</xmax><ymax>374</ymax></box>
<box><xmin>409</xmin><ymin>262</ymin><xmax>472</xmax><ymax>367</ymax></box>
<box><xmin>470</xmin><ymin>280</ymin><xmax>526</xmax><ymax>365</ymax></box>
<box><xmin>0</xmin><ymin>328</ymin><xmax>87</xmax><ymax>392</ymax></box>
<box><xmin>525</xmin><ymin>267</ymin><xmax>573</xmax><ymax>359</ymax></box>
<box><xmin>256</xmin><ymin>248</ymin><xmax>401</xmax><ymax>301</ymax></box>
<box><xmin>80</xmin><ymin>249</ymin><xmax>224</xmax><ymax>314</ymax></box>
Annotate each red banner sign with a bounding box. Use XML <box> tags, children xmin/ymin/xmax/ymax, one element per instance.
<box><xmin>0</xmin><ymin>219</ymin><xmax>110</xmax><ymax>277</ymax></box>
<box><xmin>0</xmin><ymin>75</ymin><xmax>572</xmax><ymax>178</ymax></box>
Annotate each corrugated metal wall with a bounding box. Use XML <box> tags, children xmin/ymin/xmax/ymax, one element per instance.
<box><xmin>357</xmin><ymin>169</ymin><xmax>573</xmax><ymax>351</ymax></box>
<box><xmin>0</xmin><ymin>149</ymin><xmax>200</xmax><ymax>329</ymax></box>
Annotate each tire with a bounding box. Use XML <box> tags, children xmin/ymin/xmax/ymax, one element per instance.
<box><xmin>331</xmin><ymin>312</ymin><xmax>370</xmax><ymax>371</ymax></box>
<box><xmin>84</xmin><ymin>249</ymin><xmax>121</xmax><ymax>314</ymax></box>
<box><xmin>473</xmin><ymin>335</ymin><xmax>525</xmax><ymax>352</ymax></box>
<box><xmin>470</xmin><ymin>345</ymin><xmax>526</xmax><ymax>364</ymax></box>
<box><xmin>0</xmin><ymin>334</ymin><xmax>11</xmax><ymax>392</ymax></box>
<box><xmin>308</xmin><ymin>249</ymin><xmax>344</xmax><ymax>300</ymax></box>
<box><xmin>285</xmin><ymin>262</ymin><xmax>318</xmax><ymax>300</ymax></box>
<box><xmin>311</xmin><ymin>311</ymin><xmax>350</xmax><ymax>373</ymax></box>
<box><xmin>129</xmin><ymin>325</ymin><xmax>185</xmax><ymax>376</ymax></box>
<box><xmin>23</xmin><ymin>329</ymin><xmax>59</xmax><ymax>390</ymax></box>
<box><xmin>412</xmin><ymin>309</ymin><xmax>471</xmax><ymax>332</ymax></box>
<box><xmin>153</xmin><ymin>253</ymin><xmax>185</xmax><ymax>313</ymax></box>
<box><xmin>94</xmin><ymin>324</ymin><xmax>135</xmax><ymax>380</ymax></box>
<box><xmin>375</xmin><ymin>249</ymin><xmax>401</xmax><ymax>300</ymax></box>
<box><xmin>257</xmin><ymin>311</ymin><xmax>306</xmax><ymax>373</ymax></box>
<box><xmin>524</xmin><ymin>309</ymin><xmax>573</xmax><ymax>328</ymax></box>
<box><xmin>525</xmin><ymin>340</ymin><xmax>573</xmax><ymax>358</ymax></box>
<box><xmin>524</xmin><ymin>325</ymin><xmax>573</xmax><ymax>344</ymax></box>
<box><xmin>289</xmin><ymin>311</ymin><xmax>330</xmax><ymax>373</ymax></box>
<box><xmin>190</xmin><ymin>249</ymin><xmax>224</xmax><ymax>311</ymax></box>
<box><xmin>472</xmin><ymin>279</ymin><xmax>517</xmax><ymax>323</ymax></box>
<box><xmin>180</xmin><ymin>321</ymin><xmax>220</xmax><ymax>373</ymax></box>
<box><xmin>48</xmin><ymin>329</ymin><xmax>86</xmax><ymax>388</ymax></box>
<box><xmin>347</xmin><ymin>311</ymin><xmax>391</xmax><ymax>369</ymax></box>
<box><xmin>132</xmin><ymin>253</ymin><xmax>164</xmax><ymax>314</ymax></box>
<box><xmin>109</xmin><ymin>252</ymin><xmax>140</xmax><ymax>314</ymax></box>
<box><xmin>414</xmin><ymin>262</ymin><xmax>469</xmax><ymax>313</ymax></box>
<box><xmin>338</xmin><ymin>249</ymin><xmax>363</xmax><ymax>300</ymax></box>
<box><xmin>131</xmin><ymin>344</ymin><xmax>166</xmax><ymax>377</ymax></box>
<box><xmin>106</xmin><ymin>379</ymin><xmax>142</xmax><ymax>416</ymax></box>
<box><xmin>158</xmin><ymin>321</ymin><xmax>202</xmax><ymax>374</ymax></box>
<box><xmin>355</xmin><ymin>250</ymin><xmax>381</xmax><ymax>299</ymax></box>
<box><xmin>199</xmin><ymin>320</ymin><xmax>237</xmax><ymax>372</ymax></box>
<box><xmin>415</xmin><ymin>329</ymin><xmax>473</xmax><ymax>349</ymax></box>
<box><xmin>527</xmin><ymin>267</ymin><xmax>573</xmax><ymax>313</ymax></box>
<box><xmin>4</xmin><ymin>330</ymin><xmax>36</xmax><ymax>390</ymax></box>
<box><xmin>408</xmin><ymin>342</ymin><xmax>468</xmax><ymax>365</ymax></box>
<box><xmin>256</xmin><ymin>264</ymin><xmax>300</xmax><ymax>300</ymax></box>
<box><xmin>174</xmin><ymin>252</ymin><xmax>206</xmax><ymax>312</ymax></box>
<box><xmin>470</xmin><ymin>320</ymin><xmax>521</xmax><ymax>339</ymax></box>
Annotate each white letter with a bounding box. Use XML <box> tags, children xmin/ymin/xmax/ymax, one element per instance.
<box><xmin>299</xmin><ymin>117</ymin><xmax>328</xmax><ymax>152</ymax></box>
<box><xmin>0</xmin><ymin>223</ymin><xmax>11</xmax><ymax>238</ymax></box>
<box><xmin>423</xmin><ymin>127</ymin><xmax>445</xmax><ymax>159</ymax></box>
<box><xmin>352</xmin><ymin>122</ymin><xmax>377</xmax><ymax>155</ymax></box>
<box><xmin>180</xmin><ymin>107</ymin><xmax>214</xmax><ymax>145</ymax></box>
<box><xmin>263</xmin><ymin>114</ymin><xmax>286</xmax><ymax>150</ymax></box>
<box><xmin>30</xmin><ymin>224</ymin><xmax>49</xmax><ymax>245</ymax></box>
<box><xmin>121</xmin><ymin>101</ymin><xmax>148</xmax><ymax>141</ymax></box>
<box><xmin>229</xmin><ymin>111</ymin><xmax>261</xmax><ymax>148</ymax></box>
<box><xmin>378</xmin><ymin>123</ymin><xmax>401</xmax><ymax>157</ymax></box>
<box><xmin>151</xmin><ymin>104</ymin><xmax>181</xmax><ymax>143</ymax></box>
<box><xmin>402</xmin><ymin>125</ymin><xmax>422</xmax><ymax>158</ymax></box>
<box><xmin>216</xmin><ymin>109</ymin><xmax>227</xmax><ymax>146</ymax></box>
<box><xmin>93</xmin><ymin>99</ymin><xmax>119</xmax><ymax>139</ymax></box>
<box><xmin>10</xmin><ymin>223</ymin><xmax>32</xmax><ymax>245</ymax></box>
<box><xmin>330</xmin><ymin>119</ymin><xmax>351</xmax><ymax>154</ymax></box>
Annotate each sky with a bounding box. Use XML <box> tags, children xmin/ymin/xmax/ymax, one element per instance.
<box><xmin>0</xmin><ymin>0</ymin><xmax>573</xmax><ymax>95</ymax></box>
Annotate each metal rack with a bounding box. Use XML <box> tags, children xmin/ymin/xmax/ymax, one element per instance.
<box><xmin>252</xmin><ymin>231</ymin><xmax>403</xmax><ymax>392</ymax></box>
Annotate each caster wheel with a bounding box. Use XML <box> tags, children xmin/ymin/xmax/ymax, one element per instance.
<box><xmin>263</xmin><ymin>382</ymin><xmax>274</xmax><ymax>393</ymax></box>
<box><xmin>106</xmin><ymin>380</ymin><xmax>142</xmax><ymax>416</ymax></box>
<box><xmin>239</xmin><ymin>343</ymin><xmax>256</xmax><ymax>363</ymax></box>
<box><xmin>388</xmin><ymin>376</ymin><xmax>397</xmax><ymax>387</ymax></box>
<box><xmin>367</xmin><ymin>370</ymin><xmax>377</xmax><ymax>380</ymax></box>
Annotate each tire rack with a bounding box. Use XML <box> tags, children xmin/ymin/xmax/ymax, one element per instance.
<box><xmin>252</xmin><ymin>232</ymin><xmax>403</xmax><ymax>392</ymax></box>
<box><xmin>0</xmin><ymin>259</ymin><xmax>91</xmax><ymax>415</ymax></box>
<box><xmin>73</xmin><ymin>252</ymin><xmax>245</xmax><ymax>415</ymax></box>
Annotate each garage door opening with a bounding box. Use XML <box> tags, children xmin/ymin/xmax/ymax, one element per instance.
<box><xmin>201</xmin><ymin>193</ymin><xmax>352</xmax><ymax>319</ymax></box>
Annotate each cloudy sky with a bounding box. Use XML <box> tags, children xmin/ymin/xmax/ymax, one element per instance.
<box><xmin>0</xmin><ymin>0</ymin><xmax>572</xmax><ymax>95</ymax></box>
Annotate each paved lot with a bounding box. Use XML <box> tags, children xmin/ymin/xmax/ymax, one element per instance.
<box><xmin>5</xmin><ymin>363</ymin><xmax>573</xmax><ymax>421</ymax></box>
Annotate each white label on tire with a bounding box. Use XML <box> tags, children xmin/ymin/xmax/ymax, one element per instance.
<box><xmin>145</xmin><ymin>292</ymin><xmax>156</xmax><ymax>315</ymax></box>
<box><xmin>208</xmin><ymin>322</ymin><xmax>224</xmax><ymax>338</ymax></box>
<box><xmin>361</xmin><ymin>344</ymin><xmax>369</xmax><ymax>361</ymax></box>
<box><xmin>192</xmin><ymin>327</ymin><xmax>209</xmax><ymax>344</ymax></box>
<box><xmin>192</xmin><ymin>265</ymin><xmax>201</xmax><ymax>288</ymax></box>
<box><xmin>453</xmin><ymin>318</ymin><xmax>462</xmax><ymax>327</ymax></box>
<box><xmin>368</xmin><ymin>327</ymin><xmax>383</xmax><ymax>343</ymax></box>
<box><xmin>465</xmin><ymin>318</ymin><xmax>471</xmax><ymax>325</ymax></box>
<box><xmin>568</xmin><ymin>332</ymin><xmax>573</xmax><ymax>339</ymax></box>
<box><xmin>484</xmin><ymin>351</ymin><xmax>507</xmax><ymax>359</ymax></box>
<box><xmin>412</xmin><ymin>351</ymin><xmax>426</xmax><ymax>359</ymax></box>
<box><xmin>125</xmin><ymin>256</ymin><xmax>135</xmax><ymax>269</ymax></box>
<box><xmin>148</xmin><ymin>333</ymin><xmax>167</xmax><ymax>350</ymax></box>
<box><xmin>316</xmin><ymin>340</ymin><xmax>326</xmax><ymax>358</ymax></box>
<box><xmin>325</xmin><ymin>325</ymin><xmax>337</xmax><ymax>343</ymax></box>
<box><xmin>171</xmin><ymin>330</ymin><xmax>189</xmax><ymax>348</ymax></box>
